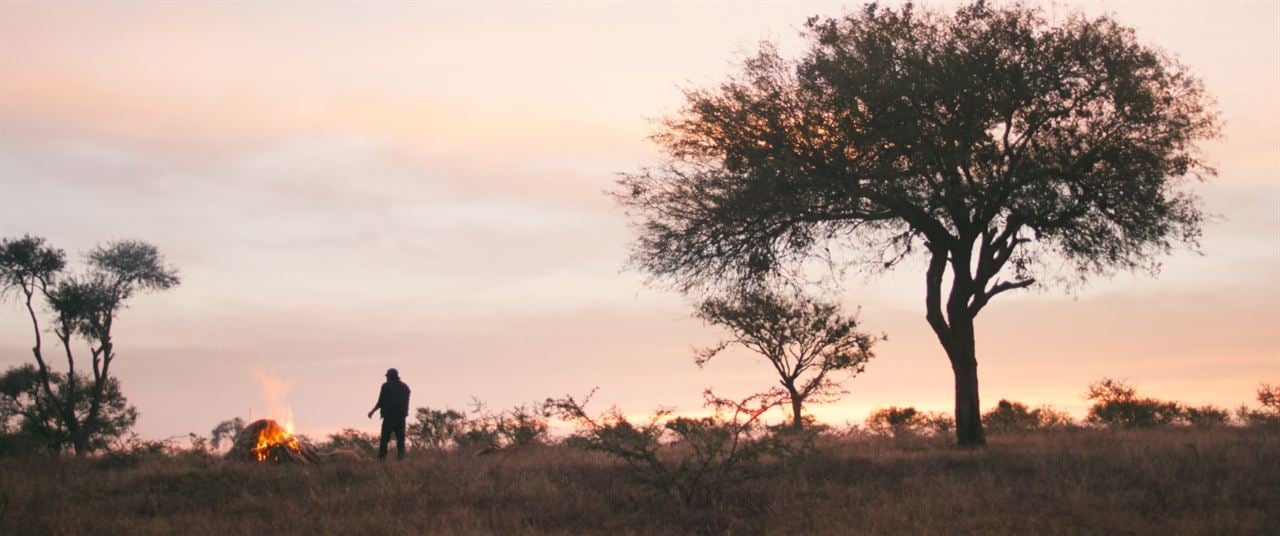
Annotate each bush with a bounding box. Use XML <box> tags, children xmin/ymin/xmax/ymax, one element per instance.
<box><xmin>864</xmin><ymin>406</ymin><xmax>922</xmax><ymax>437</ymax></box>
<box><xmin>983</xmin><ymin>400</ymin><xmax>1076</xmax><ymax>433</ymax></box>
<box><xmin>495</xmin><ymin>403</ymin><xmax>552</xmax><ymax>448</ymax></box>
<box><xmin>864</xmin><ymin>406</ymin><xmax>952</xmax><ymax>437</ymax></box>
<box><xmin>453</xmin><ymin>426</ymin><xmax>501</xmax><ymax>451</ymax></box>
<box><xmin>1182</xmin><ymin>405</ymin><xmax>1231</xmax><ymax>427</ymax></box>
<box><xmin>0</xmin><ymin>364</ymin><xmax>138</xmax><ymax>455</ymax></box>
<box><xmin>983</xmin><ymin>400</ymin><xmax>1039</xmax><ymax>432</ymax></box>
<box><xmin>1035</xmin><ymin>406</ymin><xmax>1076</xmax><ymax>429</ymax></box>
<box><xmin>96</xmin><ymin>435</ymin><xmax>183</xmax><ymax>469</ymax></box>
<box><xmin>451</xmin><ymin>400</ymin><xmax>552</xmax><ymax>451</ymax></box>
<box><xmin>323</xmin><ymin>428</ymin><xmax>380</xmax><ymax>456</ymax></box>
<box><xmin>407</xmin><ymin>407</ymin><xmax>465</xmax><ymax>450</ymax></box>
<box><xmin>921</xmin><ymin>412</ymin><xmax>955</xmax><ymax>436</ymax></box>
<box><xmin>1085</xmin><ymin>379</ymin><xmax>1182</xmax><ymax>428</ymax></box>
<box><xmin>550</xmin><ymin>389</ymin><xmax>802</xmax><ymax>506</ymax></box>
<box><xmin>1238</xmin><ymin>383</ymin><xmax>1280</xmax><ymax>426</ymax></box>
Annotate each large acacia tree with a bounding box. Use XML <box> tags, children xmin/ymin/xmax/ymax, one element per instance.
<box><xmin>616</xmin><ymin>2</ymin><xmax>1217</xmax><ymax>446</ymax></box>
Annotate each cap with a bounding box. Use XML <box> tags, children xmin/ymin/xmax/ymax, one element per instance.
<box><xmin>385</xmin><ymin>368</ymin><xmax>399</xmax><ymax>379</ymax></box>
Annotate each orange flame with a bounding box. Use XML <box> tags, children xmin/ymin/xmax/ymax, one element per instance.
<box><xmin>250</xmin><ymin>420</ymin><xmax>304</xmax><ymax>462</ymax></box>
<box><xmin>252</xmin><ymin>369</ymin><xmax>295</xmax><ymax>433</ymax></box>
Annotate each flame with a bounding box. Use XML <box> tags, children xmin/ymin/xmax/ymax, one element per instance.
<box><xmin>250</xmin><ymin>419</ymin><xmax>304</xmax><ymax>462</ymax></box>
<box><xmin>252</xmin><ymin>369</ymin><xmax>295</xmax><ymax>433</ymax></box>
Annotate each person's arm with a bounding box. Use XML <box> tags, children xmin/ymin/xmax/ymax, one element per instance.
<box><xmin>367</xmin><ymin>384</ymin><xmax>387</xmax><ymax>419</ymax></box>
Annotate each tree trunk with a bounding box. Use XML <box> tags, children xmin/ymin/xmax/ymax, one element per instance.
<box><xmin>78</xmin><ymin>342</ymin><xmax>113</xmax><ymax>458</ymax></box>
<box><xmin>952</xmin><ymin>357</ymin><xmax>985</xmax><ymax>447</ymax></box>
<box><xmin>72</xmin><ymin>432</ymin><xmax>89</xmax><ymax>457</ymax></box>
<box><xmin>924</xmin><ymin>246</ymin><xmax>988</xmax><ymax>447</ymax></box>
<box><xmin>944</xmin><ymin>310</ymin><xmax>986</xmax><ymax>447</ymax></box>
<box><xmin>790</xmin><ymin>396</ymin><xmax>804</xmax><ymax>431</ymax></box>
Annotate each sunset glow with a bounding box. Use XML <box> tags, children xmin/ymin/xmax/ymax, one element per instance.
<box><xmin>1</xmin><ymin>1</ymin><xmax>1276</xmax><ymax>441</ymax></box>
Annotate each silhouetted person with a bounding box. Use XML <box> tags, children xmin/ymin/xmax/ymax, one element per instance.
<box><xmin>367</xmin><ymin>368</ymin><xmax>411</xmax><ymax>460</ymax></box>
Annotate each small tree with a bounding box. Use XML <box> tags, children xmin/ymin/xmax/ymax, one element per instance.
<box><xmin>1259</xmin><ymin>383</ymin><xmax>1280</xmax><ymax>412</ymax></box>
<box><xmin>1085</xmin><ymin>378</ymin><xmax>1181</xmax><ymax>428</ymax></box>
<box><xmin>1</xmin><ymin>236</ymin><xmax>178</xmax><ymax>456</ymax></box>
<box><xmin>0</xmin><ymin>364</ymin><xmax>137</xmax><ymax>455</ymax></box>
<box><xmin>695</xmin><ymin>290</ymin><xmax>879</xmax><ymax>431</ymax></box>
<box><xmin>209</xmin><ymin>417</ymin><xmax>246</xmax><ymax>450</ymax></box>
<box><xmin>408</xmin><ymin>407</ymin><xmax>465</xmax><ymax>450</ymax></box>
<box><xmin>1238</xmin><ymin>383</ymin><xmax>1280</xmax><ymax>426</ymax></box>
<box><xmin>616</xmin><ymin>1</ymin><xmax>1218</xmax><ymax>447</ymax></box>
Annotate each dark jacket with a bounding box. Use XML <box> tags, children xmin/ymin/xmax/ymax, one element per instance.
<box><xmin>374</xmin><ymin>379</ymin><xmax>411</xmax><ymax>418</ymax></box>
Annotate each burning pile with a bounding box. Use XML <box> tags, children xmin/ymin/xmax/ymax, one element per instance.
<box><xmin>227</xmin><ymin>419</ymin><xmax>318</xmax><ymax>463</ymax></box>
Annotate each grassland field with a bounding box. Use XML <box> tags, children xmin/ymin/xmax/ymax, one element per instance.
<box><xmin>2</xmin><ymin>426</ymin><xmax>1277</xmax><ymax>535</ymax></box>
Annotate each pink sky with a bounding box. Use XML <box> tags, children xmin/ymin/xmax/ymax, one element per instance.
<box><xmin>1</xmin><ymin>1</ymin><xmax>1276</xmax><ymax>440</ymax></box>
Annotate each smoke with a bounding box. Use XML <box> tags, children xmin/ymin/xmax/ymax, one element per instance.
<box><xmin>252</xmin><ymin>369</ymin><xmax>295</xmax><ymax>433</ymax></box>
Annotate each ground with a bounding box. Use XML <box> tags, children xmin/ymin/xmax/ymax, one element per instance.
<box><xmin>2</xmin><ymin>426</ymin><xmax>1276</xmax><ymax>535</ymax></box>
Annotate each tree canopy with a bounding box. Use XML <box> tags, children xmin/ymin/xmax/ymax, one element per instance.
<box><xmin>695</xmin><ymin>290</ymin><xmax>878</xmax><ymax>430</ymax></box>
<box><xmin>616</xmin><ymin>1</ymin><xmax>1217</xmax><ymax>446</ymax></box>
<box><xmin>0</xmin><ymin>364</ymin><xmax>137</xmax><ymax>455</ymax></box>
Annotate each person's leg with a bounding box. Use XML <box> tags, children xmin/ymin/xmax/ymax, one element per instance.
<box><xmin>378</xmin><ymin>419</ymin><xmax>392</xmax><ymax>460</ymax></box>
<box><xmin>394</xmin><ymin>417</ymin><xmax>406</xmax><ymax>460</ymax></box>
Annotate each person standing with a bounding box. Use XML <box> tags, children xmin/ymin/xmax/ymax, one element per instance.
<box><xmin>367</xmin><ymin>368</ymin><xmax>411</xmax><ymax>460</ymax></box>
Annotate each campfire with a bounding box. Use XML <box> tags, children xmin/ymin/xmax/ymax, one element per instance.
<box><xmin>227</xmin><ymin>419</ymin><xmax>318</xmax><ymax>463</ymax></box>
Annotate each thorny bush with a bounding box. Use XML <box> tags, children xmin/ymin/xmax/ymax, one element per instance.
<box><xmin>549</xmin><ymin>388</ymin><xmax>810</xmax><ymax>506</ymax></box>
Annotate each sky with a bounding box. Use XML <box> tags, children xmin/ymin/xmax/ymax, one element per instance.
<box><xmin>1</xmin><ymin>1</ymin><xmax>1276</xmax><ymax>441</ymax></box>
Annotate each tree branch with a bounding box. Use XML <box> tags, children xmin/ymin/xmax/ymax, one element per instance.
<box><xmin>969</xmin><ymin>277</ymin><xmax>1036</xmax><ymax>316</ymax></box>
<box><xmin>924</xmin><ymin>247</ymin><xmax>955</xmax><ymax>353</ymax></box>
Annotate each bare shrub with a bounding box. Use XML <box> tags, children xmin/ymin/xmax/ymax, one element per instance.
<box><xmin>453</xmin><ymin>399</ymin><xmax>552</xmax><ymax>451</ymax></box>
<box><xmin>550</xmin><ymin>388</ymin><xmax>800</xmax><ymax>506</ymax></box>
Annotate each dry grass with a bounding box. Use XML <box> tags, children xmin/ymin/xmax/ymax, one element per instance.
<box><xmin>1</xmin><ymin>426</ymin><xmax>1276</xmax><ymax>535</ymax></box>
